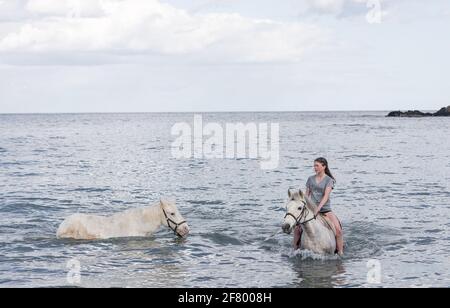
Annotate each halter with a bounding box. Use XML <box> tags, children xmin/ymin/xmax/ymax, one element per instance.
<box><xmin>284</xmin><ymin>200</ymin><xmax>317</xmax><ymax>226</ymax></box>
<box><xmin>162</xmin><ymin>208</ymin><xmax>187</xmax><ymax>237</ymax></box>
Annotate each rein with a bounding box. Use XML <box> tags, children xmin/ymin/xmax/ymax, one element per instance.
<box><xmin>284</xmin><ymin>200</ymin><xmax>317</xmax><ymax>226</ymax></box>
<box><xmin>162</xmin><ymin>208</ymin><xmax>187</xmax><ymax>236</ymax></box>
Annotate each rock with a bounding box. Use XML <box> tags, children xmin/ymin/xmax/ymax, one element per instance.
<box><xmin>386</xmin><ymin>110</ymin><xmax>433</xmax><ymax>117</ymax></box>
<box><xmin>433</xmin><ymin>106</ymin><xmax>450</xmax><ymax>117</ymax></box>
<box><xmin>387</xmin><ymin>106</ymin><xmax>450</xmax><ymax>117</ymax></box>
<box><xmin>386</xmin><ymin>111</ymin><xmax>402</xmax><ymax>117</ymax></box>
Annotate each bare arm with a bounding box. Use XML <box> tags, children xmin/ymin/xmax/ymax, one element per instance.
<box><xmin>315</xmin><ymin>186</ymin><xmax>333</xmax><ymax>215</ymax></box>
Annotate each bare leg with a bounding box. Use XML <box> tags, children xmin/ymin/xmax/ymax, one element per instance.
<box><xmin>324</xmin><ymin>212</ymin><xmax>344</xmax><ymax>255</ymax></box>
<box><xmin>293</xmin><ymin>225</ymin><xmax>303</xmax><ymax>250</ymax></box>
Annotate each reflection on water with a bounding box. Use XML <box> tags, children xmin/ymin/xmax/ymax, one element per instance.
<box><xmin>289</xmin><ymin>258</ymin><xmax>346</xmax><ymax>288</ymax></box>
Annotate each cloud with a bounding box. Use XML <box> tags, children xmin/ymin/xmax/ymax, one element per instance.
<box><xmin>25</xmin><ymin>0</ymin><xmax>105</xmax><ymax>17</ymax></box>
<box><xmin>305</xmin><ymin>0</ymin><xmax>385</xmax><ymax>17</ymax></box>
<box><xmin>0</xmin><ymin>0</ymin><xmax>324</xmax><ymax>63</ymax></box>
<box><xmin>307</xmin><ymin>0</ymin><xmax>348</xmax><ymax>14</ymax></box>
<box><xmin>0</xmin><ymin>0</ymin><xmax>27</xmax><ymax>21</ymax></box>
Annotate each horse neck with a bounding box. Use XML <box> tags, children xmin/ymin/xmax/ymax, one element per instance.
<box><xmin>143</xmin><ymin>203</ymin><xmax>165</xmax><ymax>229</ymax></box>
<box><xmin>300</xmin><ymin>208</ymin><xmax>321</xmax><ymax>237</ymax></box>
<box><xmin>303</xmin><ymin>195</ymin><xmax>318</xmax><ymax>213</ymax></box>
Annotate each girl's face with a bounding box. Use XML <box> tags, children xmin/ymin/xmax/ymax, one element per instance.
<box><xmin>314</xmin><ymin>161</ymin><xmax>326</xmax><ymax>174</ymax></box>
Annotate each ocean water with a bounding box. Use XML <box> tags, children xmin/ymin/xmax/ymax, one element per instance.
<box><xmin>0</xmin><ymin>111</ymin><xmax>449</xmax><ymax>288</ymax></box>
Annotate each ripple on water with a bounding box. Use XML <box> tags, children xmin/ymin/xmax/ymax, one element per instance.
<box><xmin>8</xmin><ymin>172</ymin><xmax>42</xmax><ymax>177</ymax></box>
<box><xmin>412</xmin><ymin>237</ymin><xmax>436</xmax><ymax>246</ymax></box>
<box><xmin>32</xmin><ymin>149</ymin><xmax>47</xmax><ymax>153</ymax></box>
<box><xmin>201</xmin><ymin>233</ymin><xmax>244</xmax><ymax>246</ymax></box>
<box><xmin>186</xmin><ymin>200</ymin><xmax>225</xmax><ymax>206</ymax></box>
<box><xmin>71</xmin><ymin>187</ymin><xmax>112</xmax><ymax>193</ymax></box>
<box><xmin>0</xmin><ymin>202</ymin><xmax>63</xmax><ymax>214</ymax></box>
<box><xmin>181</xmin><ymin>187</ymin><xmax>211</xmax><ymax>191</ymax></box>
<box><xmin>1</xmin><ymin>161</ymin><xmax>36</xmax><ymax>166</ymax></box>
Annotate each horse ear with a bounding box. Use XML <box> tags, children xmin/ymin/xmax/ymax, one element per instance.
<box><xmin>160</xmin><ymin>198</ymin><xmax>167</xmax><ymax>207</ymax></box>
<box><xmin>299</xmin><ymin>189</ymin><xmax>304</xmax><ymax>198</ymax></box>
<box><xmin>288</xmin><ymin>188</ymin><xmax>297</xmax><ymax>199</ymax></box>
<box><xmin>288</xmin><ymin>188</ymin><xmax>300</xmax><ymax>200</ymax></box>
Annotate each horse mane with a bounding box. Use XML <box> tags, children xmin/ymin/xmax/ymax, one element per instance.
<box><xmin>303</xmin><ymin>194</ymin><xmax>319</xmax><ymax>213</ymax></box>
<box><xmin>288</xmin><ymin>189</ymin><xmax>318</xmax><ymax>212</ymax></box>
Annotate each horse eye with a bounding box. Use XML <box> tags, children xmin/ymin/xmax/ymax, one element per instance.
<box><xmin>298</xmin><ymin>207</ymin><xmax>303</xmax><ymax>211</ymax></box>
<box><xmin>171</xmin><ymin>213</ymin><xmax>175</xmax><ymax>216</ymax></box>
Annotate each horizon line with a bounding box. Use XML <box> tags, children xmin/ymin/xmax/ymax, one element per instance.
<box><xmin>0</xmin><ymin>109</ymin><xmax>436</xmax><ymax>115</ymax></box>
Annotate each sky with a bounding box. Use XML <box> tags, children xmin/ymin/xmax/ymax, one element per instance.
<box><xmin>0</xmin><ymin>0</ymin><xmax>449</xmax><ymax>113</ymax></box>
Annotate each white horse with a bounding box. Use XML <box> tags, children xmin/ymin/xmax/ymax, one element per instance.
<box><xmin>57</xmin><ymin>198</ymin><xmax>190</xmax><ymax>240</ymax></box>
<box><xmin>282</xmin><ymin>189</ymin><xmax>337</xmax><ymax>255</ymax></box>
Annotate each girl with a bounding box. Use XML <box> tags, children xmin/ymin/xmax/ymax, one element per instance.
<box><xmin>293</xmin><ymin>157</ymin><xmax>344</xmax><ymax>256</ymax></box>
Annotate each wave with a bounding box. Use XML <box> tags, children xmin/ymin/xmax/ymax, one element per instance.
<box><xmin>0</xmin><ymin>201</ymin><xmax>64</xmax><ymax>214</ymax></box>
<box><xmin>201</xmin><ymin>232</ymin><xmax>244</xmax><ymax>246</ymax></box>
<box><xmin>186</xmin><ymin>200</ymin><xmax>225</xmax><ymax>206</ymax></box>
<box><xmin>7</xmin><ymin>172</ymin><xmax>42</xmax><ymax>177</ymax></box>
<box><xmin>71</xmin><ymin>187</ymin><xmax>112</xmax><ymax>193</ymax></box>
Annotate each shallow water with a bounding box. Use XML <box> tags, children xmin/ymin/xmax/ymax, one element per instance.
<box><xmin>0</xmin><ymin>112</ymin><xmax>449</xmax><ymax>287</ymax></box>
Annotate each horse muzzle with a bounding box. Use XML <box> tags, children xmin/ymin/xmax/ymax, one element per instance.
<box><xmin>177</xmin><ymin>224</ymin><xmax>190</xmax><ymax>238</ymax></box>
<box><xmin>282</xmin><ymin>223</ymin><xmax>293</xmax><ymax>234</ymax></box>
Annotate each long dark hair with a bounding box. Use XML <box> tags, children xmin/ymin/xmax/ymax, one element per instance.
<box><xmin>315</xmin><ymin>157</ymin><xmax>336</xmax><ymax>182</ymax></box>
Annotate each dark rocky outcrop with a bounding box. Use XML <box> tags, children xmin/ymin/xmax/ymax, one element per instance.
<box><xmin>386</xmin><ymin>110</ymin><xmax>433</xmax><ymax>117</ymax></box>
<box><xmin>387</xmin><ymin>106</ymin><xmax>450</xmax><ymax>117</ymax></box>
<box><xmin>433</xmin><ymin>106</ymin><xmax>450</xmax><ymax>117</ymax></box>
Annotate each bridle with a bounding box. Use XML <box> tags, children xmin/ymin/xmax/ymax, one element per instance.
<box><xmin>284</xmin><ymin>200</ymin><xmax>316</xmax><ymax>226</ymax></box>
<box><xmin>162</xmin><ymin>208</ymin><xmax>187</xmax><ymax>236</ymax></box>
